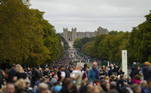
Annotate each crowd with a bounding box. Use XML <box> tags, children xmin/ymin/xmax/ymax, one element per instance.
<box><xmin>0</xmin><ymin>61</ymin><xmax>151</xmax><ymax>93</ymax></box>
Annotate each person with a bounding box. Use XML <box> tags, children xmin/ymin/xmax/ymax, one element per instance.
<box><xmin>1</xmin><ymin>83</ymin><xmax>15</xmax><ymax>93</ymax></box>
<box><xmin>15</xmin><ymin>79</ymin><xmax>27</xmax><ymax>93</ymax></box>
<box><xmin>142</xmin><ymin>62</ymin><xmax>151</xmax><ymax>81</ymax></box>
<box><xmin>60</xmin><ymin>78</ymin><xmax>78</xmax><ymax>93</ymax></box>
<box><xmin>35</xmin><ymin>83</ymin><xmax>51</xmax><ymax>93</ymax></box>
<box><xmin>132</xmin><ymin>75</ymin><xmax>141</xmax><ymax>85</ymax></box>
<box><xmin>88</xmin><ymin>62</ymin><xmax>100</xmax><ymax>82</ymax></box>
<box><xmin>15</xmin><ymin>64</ymin><xmax>27</xmax><ymax>80</ymax></box>
<box><xmin>7</xmin><ymin>64</ymin><xmax>17</xmax><ymax>83</ymax></box>
<box><xmin>100</xmin><ymin>66</ymin><xmax>108</xmax><ymax>78</ymax></box>
<box><xmin>117</xmin><ymin>75</ymin><xmax>127</xmax><ymax>92</ymax></box>
<box><xmin>109</xmin><ymin>82</ymin><xmax>119</xmax><ymax>93</ymax></box>
<box><xmin>82</xmin><ymin>64</ymin><xmax>89</xmax><ymax>80</ymax></box>
<box><xmin>64</xmin><ymin>67</ymin><xmax>71</xmax><ymax>78</ymax></box>
<box><xmin>117</xmin><ymin>69</ymin><xmax>124</xmax><ymax>76</ymax></box>
<box><xmin>52</xmin><ymin>81</ymin><xmax>62</xmax><ymax>93</ymax></box>
<box><xmin>131</xmin><ymin>84</ymin><xmax>141</xmax><ymax>93</ymax></box>
<box><xmin>141</xmin><ymin>79</ymin><xmax>151</xmax><ymax>93</ymax></box>
<box><xmin>91</xmin><ymin>86</ymin><xmax>103</xmax><ymax>93</ymax></box>
<box><xmin>31</xmin><ymin>68</ymin><xmax>42</xmax><ymax>87</ymax></box>
<box><xmin>71</xmin><ymin>65</ymin><xmax>82</xmax><ymax>89</ymax></box>
<box><xmin>57</xmin><ymin>66</ymin><xmax>66</xmax><ymax>82</ymax></box>
<box><xmin>131</xmin><ymin>65</ymin><xmax>141</xmax><ymax>80</ymax></box>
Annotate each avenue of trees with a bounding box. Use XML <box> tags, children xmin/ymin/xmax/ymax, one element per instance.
<box><xmin>73</xmin><ymin>37</ymin><xmax>94</xmax><ymax>51</ymax></box>
<box><xmin>74</xmin><ymin>12</ymin><xmax>151</xmax><ymax>64</ymax></box>
<box><xmin>0</xmin><ymin>0</ymin><xmax>64</xmax><ymax>65</ymax></box>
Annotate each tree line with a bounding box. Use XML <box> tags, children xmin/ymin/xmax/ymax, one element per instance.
<box><xmin>74</xmin><ymin>11</ymin><xmax>151</xmax><ymax>64</ymax></box>
<box><xmin>0</xmin><ymin>0</ymin><xmax>64</xmax><ymax>65</ymax></box>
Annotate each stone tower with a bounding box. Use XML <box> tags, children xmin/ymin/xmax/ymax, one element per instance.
<box><xmin>63</xmin><ymin>28</ymin><xmax>69</xmax><ymax>41</ymax></box>
<box><xmin>71</xmin><ymin>28</ymin><xmax>77</xmax><ymax>41</ymax></box>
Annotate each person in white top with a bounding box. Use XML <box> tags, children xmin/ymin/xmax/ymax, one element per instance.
<box><xmin>71</xmin><ymin>65</ymin><xmax>82</xmax><ymax>89</ymax></box>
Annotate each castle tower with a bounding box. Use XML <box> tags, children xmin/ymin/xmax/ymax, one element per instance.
<box><xmin>71</xmin><ymin>28</ymin><xmax>77</xmax><ymax>41</ymax></box>
<box><xmin>63</xmin><ymin>28</ymin><xmax>69</xmax><ymax>41</ymax></box>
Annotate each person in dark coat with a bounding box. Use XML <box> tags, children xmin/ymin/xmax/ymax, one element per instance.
<box><xmin>31</xmin><ymin>68</ymin><xmax>42</xmax><ymax>87</ymax></box>
<box><xmin>7</xmin><ymin>64</ymin><xmax>17</xmax><ymax>83</ymax></box>
<box><xmin>142</xmin><ymin>62</ymin><xmax>151</xmax><ymax>81</ymax></box>
<box><xmin>15</xmin><ymin>64</ymin><xmax>27</xmax><ymax>80</ymax></box>
<box><xmin>130</xmin><ymin>65</ymin><xmax>141</xmax><ymax>79</ymax></box>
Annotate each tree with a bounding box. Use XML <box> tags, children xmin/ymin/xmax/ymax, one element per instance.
<box><xmin>74</xmin><ymin>11</ymin><xmax>151</xmax><ymax>64</ymax></box>
<box><xmin>0</xmin><ymin>0</ymin><xmax>63</xmax><ymax>65</ymax></box>
<box><xmin>78</xmin><ymin>31</ymin><xmax>129</xmax><ymax>63</ymax></box>
<box><xmin>74</xmin><ymin>37</ymin><xmax>93</xmax><ymax>51</ymax></box>
<box><xmin>129</xmin><ymin>11</ymin><xmax>151</xmax><ymax>63</ymax></box>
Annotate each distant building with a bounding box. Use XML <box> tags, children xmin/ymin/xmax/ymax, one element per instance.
<box><xmin>61</xmin><ymin>26</ymin><xmax>109</xmax><ymax>41</ymax></box>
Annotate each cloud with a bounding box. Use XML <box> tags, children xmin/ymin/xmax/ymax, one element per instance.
<box><xmin>30</xmin><ymin>0</ymin><xmax>151</xmax><ymax>32</ymax></box>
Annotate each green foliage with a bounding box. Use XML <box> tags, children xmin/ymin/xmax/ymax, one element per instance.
<box><xmin>129</xmin><ymin>11</ymin><xmax>151</xmax><ymax>63</ymax></box>
<box><xmin>82</xmin><ymin>41</ymin><xmax>96</xmax><ymax>57</ymax></box>
<box><xmin>73</xmin><ymin>37</ymin><xmax>93</xmax><ymax>51</ymax></box>
<box><xmin>0</xmin><ymin>0</ymin><xmax>63</xmax><ymax>65</ymax></box>
<box><xmin>80</xmin><ymin>32</ymin><xmax>129</xmax><ymax>63</ymax></box>
<box><xmin>74</xmin><ymin>11</ymin><xmax>151</xmax><ymax>64</ymax></box>
<box><xmin>58</xmin><ymin>34</ymin><xmax>69</xmax><ymax>50</ymax></box>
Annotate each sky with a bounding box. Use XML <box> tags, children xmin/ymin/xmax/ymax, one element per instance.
<box><xmin>30</xmin><ymin>0</ymin><xmax>151</xmax><ymax>33</ymax></box>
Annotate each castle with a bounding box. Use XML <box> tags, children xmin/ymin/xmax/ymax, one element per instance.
<box><xmin>61</xmin><ymin>26</ymin><xmax>109</xmax><ymax>41</ymax></box>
